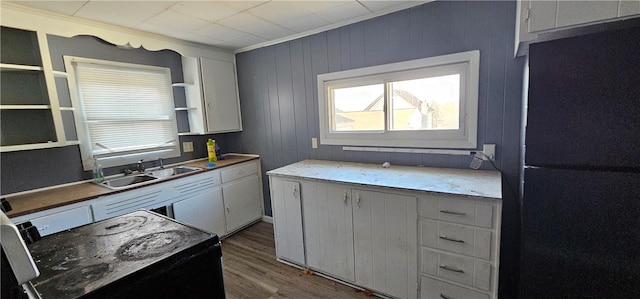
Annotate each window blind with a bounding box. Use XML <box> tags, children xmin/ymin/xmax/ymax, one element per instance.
<box><xmin>74</xmin><ymin>61</ymin><xmax>177</xmax><ymax>159</ymax></box>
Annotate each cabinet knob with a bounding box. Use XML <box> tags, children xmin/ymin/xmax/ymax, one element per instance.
<box><xmin>343</xmin><ymin>192</ymin><xmax>348</xmax><ymax>205</ymax></box>
<box><xmin>226</xmin><ymin>206</ymin><xmax>230</xmax><ymax>212</ymax></box>
<box><xmin>356</xmin><ymin>193</ymin><xmax>361</xmax><ymax>208</ymax></box>
<box><xmin>293</xmin><ymin>187</ymin><xmax>298</xmax><ymax>198</ymax></box>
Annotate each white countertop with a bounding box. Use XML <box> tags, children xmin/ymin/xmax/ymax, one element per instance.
<box><xmin>267</xmin><ymin>160</ymin><xmax>502</xmax><ymax>199</ymax></box>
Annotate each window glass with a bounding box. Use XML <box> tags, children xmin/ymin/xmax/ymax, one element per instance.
<box><xmin>390</xmin><ymin>74</ymin><xmax>460</xmax><ymax>131</ymax></box>
<box><xmin>332</xmin><ymin>84</ymin><xmax>384</xmax><ymax>131</ymax></box>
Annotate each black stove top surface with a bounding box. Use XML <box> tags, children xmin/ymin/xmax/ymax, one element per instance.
<box><xmin>27</xmin><ymin>210</ymin><xmax>217</xmax><ymax>299</ymax></box>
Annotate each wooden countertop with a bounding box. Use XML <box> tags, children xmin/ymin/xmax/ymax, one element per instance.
<box><xmin>267</xmin><ymin>159</ymin><xmax>502</xmax><ymax>199</ymax></box>
<box><xmin>5</xmin><ymin>154</ymin><xmax>259</xmax><ymax>218</ymax></box>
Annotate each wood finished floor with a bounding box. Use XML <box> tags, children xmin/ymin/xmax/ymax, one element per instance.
<box><xmin>221</xmin><ymin>221</ymin><xmax>377</xmax><ymax>299</ymax></box>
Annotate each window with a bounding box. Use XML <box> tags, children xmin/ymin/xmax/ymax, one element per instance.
<box><xmin>65</xmin><ymin>57</ymin><xmax>179</xmax><ymax>170</ymax></box>
<box><xmin>318</xmin><ymin>50</ymin><xmax>479</xmax><ymax>149</ymax></box>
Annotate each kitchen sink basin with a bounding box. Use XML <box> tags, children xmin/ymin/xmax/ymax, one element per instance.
<box><xmin>147</xmin><ymin>166</ymin><xmax>202</xmax><ymax>178</ymax></box>
<box><xmin>97</xmin><ymin>166</ymin><xmax>202</xmax><ymax>190</ymax></box>
<box><xmin>99</xmin><ymin>174</ymin><xmax>158</xmax><ymax>190</ymax></box>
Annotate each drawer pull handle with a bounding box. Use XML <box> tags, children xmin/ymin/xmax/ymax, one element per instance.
<box><xmin>293</xmin><ymin>187</ymin><xmax>298</xmax><ymax>198</ymax></box>
<box><xmin>440</xmin><ymin>293</ymin><xmax>452</xmax><ymax>299</ymax></box>
<box><xmin>440</xmin><ymin>210</ymin><xmax>466</xmax><ymax>216</ymax></box>
<box><xmin>439</xmin><ymin>264</ymin><xmax>465</xmax><ymax>273</ymax></box>
<box><xmin>439</xmin><ymin>235</ymin><xmax>465</xmax><ymax>243</ymax></box>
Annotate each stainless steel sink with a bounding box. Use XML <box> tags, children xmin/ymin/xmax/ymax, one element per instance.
<box><xmin>99</xmin><ymin>174</ymin><xmax>158</xmax><ymax>190</ymax></box>
<box><xmin>97</xmin><ymin>166</ymin><xmax>202</xmax><ymax>190</ymax></box>
<box><xmin>147</xmin><ymin>166</ymin><xmax>201</xmax><ymax>178</ymax></box>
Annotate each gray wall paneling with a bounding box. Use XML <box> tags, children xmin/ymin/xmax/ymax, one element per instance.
<box><xmin>231</xmin><ymin>1</ymin><xmax>524</xmax><ymax>297</ymax></box>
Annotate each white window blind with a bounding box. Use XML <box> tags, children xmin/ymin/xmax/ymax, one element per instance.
<box><xmin>67</xmin><ymin>57</ymin><xmax>180</xmax><ymax>170</ymax></box>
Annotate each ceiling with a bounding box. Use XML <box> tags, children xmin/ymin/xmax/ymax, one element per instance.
<box><xmin>7</xmin><ymin>1</ymin><xmax>427</xmax><ymax>52</ymax></box>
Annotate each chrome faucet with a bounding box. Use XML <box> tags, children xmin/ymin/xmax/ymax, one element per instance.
<box><xmin>157</xmin><ymin>157</ymin><xmax>164</xmax><ymax>169</ymax></box>
<box><xmin>136</xmin><ymin>160</ymin><xmax>145</xmax><ymax>173</ymax></box>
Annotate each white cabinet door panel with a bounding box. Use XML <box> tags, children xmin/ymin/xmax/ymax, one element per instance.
<box><xmin>223</xmin><ymin>175</ymin><xmax>261</xmax><ymax>233</ymax></box>
<box><xmin>173</xmin><ymin>187</ymin><xmax>226</xmax><ymax>236</ymax></box>
<box><xmin>200</xmin><ymin>57</ymin><xmax>241</xmax><ymax>133</ymax></box>
<box><xmin>303</xmin><ymin>182</ymin><xmax>354</xmax><ymax>282</ymax></box>
<box><xmin>556</xmin><ymin>1</ymin><xmax>619</xmax><ymax>28</ymax></box>
<box><xmin>352</xmin><ymin>189</ymin><xmax>417</xmax><ymax>299</ymax></box>
<box><xmin>270</xmin><ymin>177</ymin><xmax>304</xmax><ymax>265</ymax></box>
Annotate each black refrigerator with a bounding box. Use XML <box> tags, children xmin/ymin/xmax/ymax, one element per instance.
<box><xmin>521</xmin><ymin>26</ymin><xmax>640</xmax><ymax>298</ymax></box>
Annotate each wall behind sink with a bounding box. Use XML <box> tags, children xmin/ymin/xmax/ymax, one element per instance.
<box><xmin>0</xmin><ymin>34</ymin><xmax>236</xmax><ymax>195</ymax></box>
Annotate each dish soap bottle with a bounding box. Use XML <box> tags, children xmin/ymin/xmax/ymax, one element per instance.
<box><xmin>92</xmin><ymin>159</ymin><xmax>104</xmax><ymax>183</ymax></box>
<box><xmin>207</xmin><ymin>139</ymin><xmax>217</xmax><ymax>166</ymax></box>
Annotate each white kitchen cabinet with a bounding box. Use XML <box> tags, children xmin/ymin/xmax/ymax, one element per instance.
<box><xmin>92</xmin><ymin>181</ymin><xmax>170</xmax><ymax>221</ymax></box>
<box><xmin>303</xmin><ymin>182</ymin><xmax>355</xmax><ymax>282</ymax></box>
<box><xmin>23</xmin><ymin>206</ymin><xmax>92</xmax><ymax>237</ymax></box>
<box><xmin>178</xmin><ymin>56</ymin><xmax>242</xmax><ymax>135</ymax></box>
<box><xmin>173</xmin><ymin>186</ymin><xmax>226</xmax><ymax>236</ymax></box>
<box><xmin>419</xmin><ymin>193</ymin><xmax>501</xmax><ymax>299</ymax></box>
<box><xmin>269</xmin><ymin>177</ymin><xmax>305</xmax><ymax>265</ymax></box>
<box><xmin>200</xmin><ymin>57</ymin><xmax>242</xmax><ymax>133</ymax></box>
<box><xmin>515</xmin><ymin>0</ymin><xmax>640</xmax><ymax>56</ymax></box>
<box><xmin>221</xmin><ymin>160</ymin><xmax>263</xmax><ymax>233</ymax></box>
<box><xmin>267</xmin><ymin>160</ymin><xmax>501</xmax><ymax>299</ymax></box>
<box><xmin>352</xmin><ymin>189</ymin><xmax>418</xmax><ymax>299</ymax></box>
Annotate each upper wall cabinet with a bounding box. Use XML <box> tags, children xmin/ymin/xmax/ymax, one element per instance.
<box><xmin>515</xmin><ymin>0</ymin><xmax>640</xmax><ymax>56</ymax></box>
<box><xmin>178</xmin><ymin>56</ymin><xmax>242</xmax><ymax>135</ymax></box>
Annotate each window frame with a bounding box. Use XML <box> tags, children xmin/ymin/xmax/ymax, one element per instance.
<box><xmin>64</xmin><ymin>56</ymin><xmax>180</xmax><ymax>171</ymax></box>
<box><xmin>317</xmin><ymin>50</ymin><xmax>480</xmax><ymax>149</ymax></box>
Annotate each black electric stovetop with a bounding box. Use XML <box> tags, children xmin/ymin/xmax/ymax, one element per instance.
<box><xmin>26</xmin><ymin>210</ymin><xmax>222</xmax><ymax>299</ymax></box>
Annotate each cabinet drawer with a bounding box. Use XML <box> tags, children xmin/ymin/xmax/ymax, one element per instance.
<box><xmin>420</xmin><ymin>276</ymin><xmax>488</xmax><ymax>299</ymax></box>
<box><xmin>421</xmin><ymin>248</ymin><xmax>491</xmax><ymax>291</ymax></box>
<box><xmin>28</xmin><ymin>206</ymin><xmax>92</xmax><ymax>237</ymax></box>
<box><xmin>420</xmin><ymin>194</ymin><xmax>494</xmax><ymax>229</ymax></box>
<box><xmin>421</xmin><ymin>220</ymin><xmax>492</xmax><ymax>260</ymax></box>
<box><xmin>221</xmin><ymin>161</ymin><xmax>257</xmax><ymax>183</ymax></box>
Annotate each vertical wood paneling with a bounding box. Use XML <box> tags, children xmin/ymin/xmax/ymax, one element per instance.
<box><xmin>389</xmin><ymin>9</ymin><xmax>412</xmax><ymax>63</ymax></box>
<box><xmin>302</xmin><ymin>37</ymin><xmax>316</xmax><ymax>160</ymax></box>
<box><xmin>309</xmin><ymin>33</ymin><xmax>332</xmax><ymax>161</ymax></box>
<box><xmin>265</xmin><ymin>47</ymin><xmax>284</xmax><ymax>168</ymax></box>
<box><xmin>290</xmin><ymin>40</ymin><xmax>310</xmax><ymax>162</ymax></box>
<box><xmin>364</xmin><ymin>16</ymin><xmax>390</xmax><ymax>66</ymax></box>
<box><xmin>234</xmin><ymin>3</ymin><xmax>524</xmax><ymax>296</ymax></box>
<box><xmin>422</xmin><ymin>0</ymin><xmax>453</xmax><ymax>57</ymax></box>
<box><xmin>349</xmin><ymin>22</ymin><xmax>366</xmax><ymax>69</ymax></box>
<box><xmin>274</xmin><ymin>43</ymin><xmax>298</xmax><ymax>167</ymax></box>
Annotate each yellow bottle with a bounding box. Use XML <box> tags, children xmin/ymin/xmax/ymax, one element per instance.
<box><xmin>207</xmin><ymin>139</ymin><xmax>217</xmax><ymax>163</ymax></box>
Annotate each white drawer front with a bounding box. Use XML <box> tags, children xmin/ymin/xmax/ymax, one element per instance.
<box><xmin>221</xmin><ymin>161</ymin><xmax>258</xmax><ymax>183</ymax></box>
<box><xmin>421</xmin><ymin>248</ymin><xmax>492</xmax><ymax>291</ymax></box>
<box><xmin>421</xmin><ymin>220</ymin><xmax>492</xmax><ymax>260</ymax></box>
<box><xmin>420</xmin><ymin>194</ymin><xmax>494</xmax><ymax>229</ymax></box>
<box><xmin>28</xmin><ymin>206</ymin><xmax>92</xmax><ymax>236</ymax></box>
<box><xmin>420</xmin><ymin>276</ymin><xmax>488</xmax><ymax>299</ymax></box>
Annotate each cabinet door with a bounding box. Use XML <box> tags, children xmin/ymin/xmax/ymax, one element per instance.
<box><xmin>352</xmin><ymin>189</ymin><xmax>418</xmax><ymax>299</ymax></box>
<box><xmin>303</xmin><ymin>182</ymin><xmax>355</xmax><ymax>282</ymax></box>
<box><xmin>223</xmin><ymin>175</ymin><xmax>261</xmax><ymax>233</ymax></box>
<box><xmin>173</xmin><ymin>187</ymin><xmax>226</xmax><ymax>236</ymax></box>
<box><xmin>270</xmin><ymin>177</ymin><xmax>305</xmax><ymax>265</ymax></box>
<box><xmin>200</xmin><ymin>57</ymin><xmax>241</xmax><ymax>133</ymax></box>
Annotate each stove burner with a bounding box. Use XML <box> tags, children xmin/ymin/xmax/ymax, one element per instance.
<box><xmin>116</xmin><ymin>230</ymin><xmax>188</xmax><ymax>261</ymax></box>
<box><xmin>55</xmin><ymin>263</ymin><xmax>112</xmax><ymax>291</ymax></box>
<box><xmin>93</xmin><ymin>215</ymin><xmax>148</xmax><ymax>236</ymax></box>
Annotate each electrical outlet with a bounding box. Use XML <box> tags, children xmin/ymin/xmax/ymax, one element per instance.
<box><xmin>311</xmin><ymin>138</ymin><xmax>318</xmax><ymax>149</ymax></box>
<box><xmin>482</xmin><ymin>144</ymin><xmax>496</xmax><ymax>161</ymax></box>
<box><xmin>183</xmin><ymin>141</ymin><xmax>194</xmax><ymax>153</ymax></box>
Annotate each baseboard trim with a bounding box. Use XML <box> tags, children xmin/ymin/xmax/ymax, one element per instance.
<box><xmin>261</xmin><ymin>215</ymin><xmax>273</xmax><ymax>224</ymax></box>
